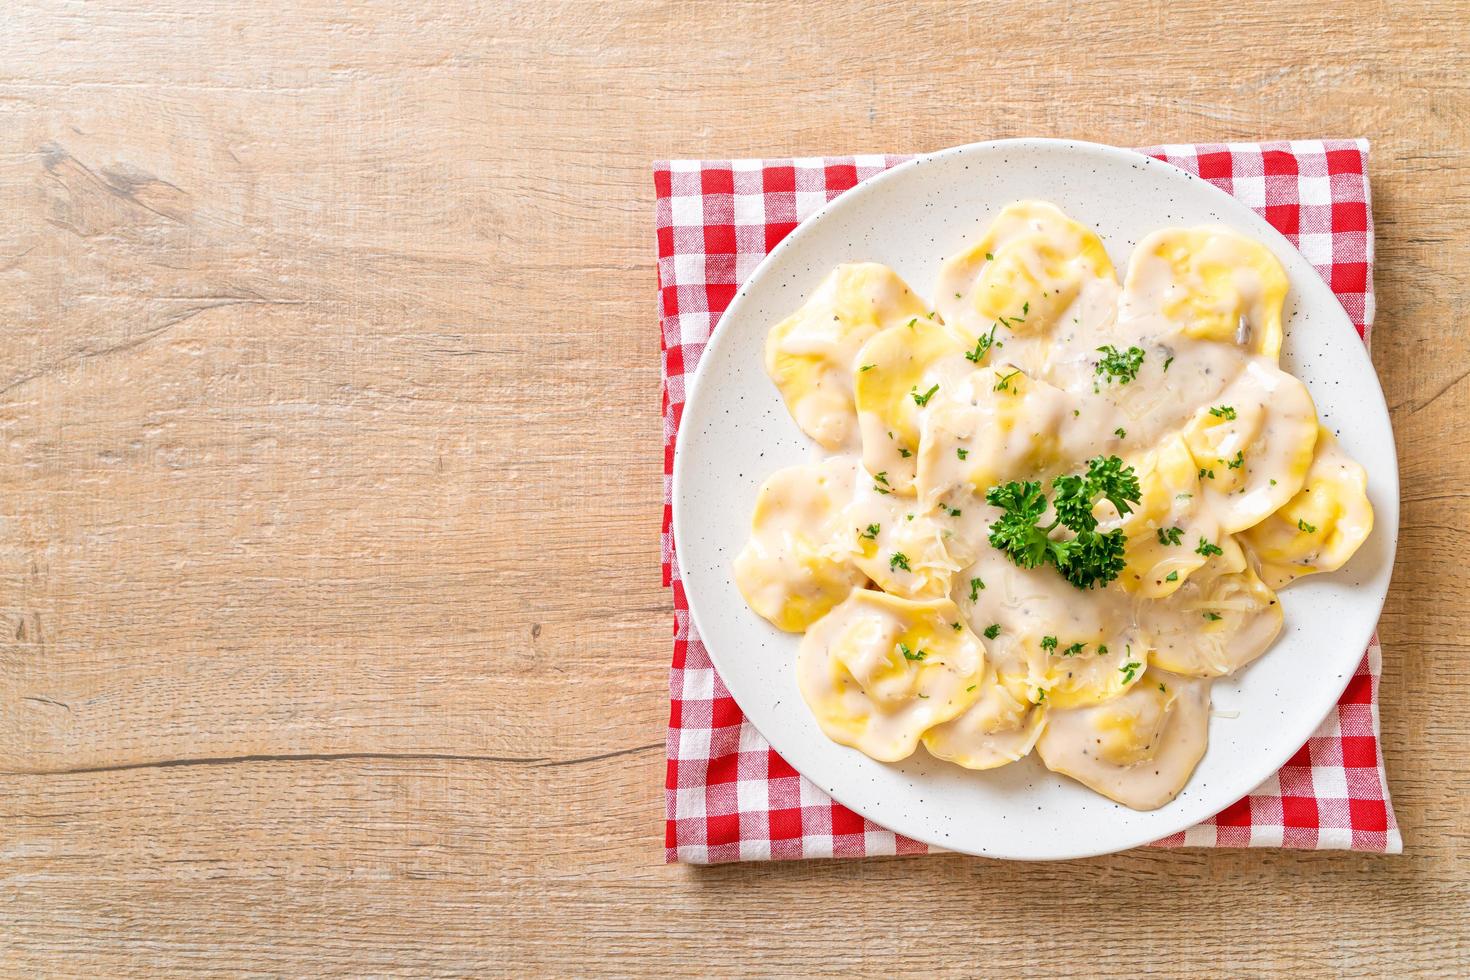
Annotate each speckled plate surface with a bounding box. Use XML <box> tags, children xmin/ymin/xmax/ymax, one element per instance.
<box><xmin>671</xmin><ymin>139</ymin><xmax>1397</xmax><ymax>860</ymax></box>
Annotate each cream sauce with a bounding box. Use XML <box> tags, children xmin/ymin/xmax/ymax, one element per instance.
<box><xmin>797</xmin><ymin>590</ymin><xmax>985</xmax><ymax>762</ymax></box>
<box><xmin>733</xmin><ymin>458</ymin><xmax>869</xmax><ymax>633</ymax></box>
<box><xmin>765</xmin><ymin>263</ymin><xmax>928</xmax><ymax>451</ymax></box>
<box><xmin>739</xmin><ymin>205</ymin><xmax>1374</xmax><ymax>809</ymax></box>
<box><xmin>1242</xmin><ymin>427</ymin><xmax>1374</xmax><ymax>588</ymax></box>
<box><xmin>1036</xmin><ymin>668</ymin><xmax>1211</xmax><ymax>810</ymax></box>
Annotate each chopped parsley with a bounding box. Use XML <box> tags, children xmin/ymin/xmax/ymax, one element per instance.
<box><xmin>1226</xmin><ymin>450</ymin><xmax>1245</xmax><ymax>470</ymax></box>
<box><xmin>1095</xmin><ymin>345</ymin><xmax>1146</xmax><ymax>385</ymax></box>
<box><xmin>911</xmin><ymin>383</ymin><xmax>939</xmax><ymax>407</ymax></box>
<box><xmin>1063</xmin><ymin>642</ymin><xmax>1086</xmax><ymax>657</ymax></box>
<box><xmin>1298</xmin><ymin>518</ymin><xmax>1318</xmax><ymax>534</ymax></box>
<box><xmin>898</xmin><ymin>642</ymin><xmax>926</xmax><ymax>662</ymax></box>
<box><xmin>874</xmin><ymin>471</ymin><xmax>889</xmax><ymax>486</ymax></box>
<box><xmin>967</xmin><ymin>684</ymin><xmax>977</xmax><ymax>692</ymax></box>
<box><xmin>1209</xmin><ymin>405</ymin><xmax>1237</xmax><ymax>420</ymax></box>
<box><xmin>860</xmin><ymin>523</ymin><xmax>880</xmax><ymax>540</ymax></box>
<box><xmin>1165</xmin><ymin>570</ymin><xmax>1179</xmax><ymax>582</ymax></box>
<box><xmin>1115</xmin><ymin>427</ymin><xmax>1127</xmax><ymax>439</ymax></box>
<box><xmin>1199</xmin><ymin>467</ymin><xmax>1216</xmax><ymax>480</ymax></box>
<box><xmin>1163</xmin><ymin>354</ymin><xmax>1175</xmax><ymax>372</ymax></box>
<box><xmin>984</xmin><ymin>455</ymin><xmax>1142</xmax><ymax>590</ymax></box>
<box><xmin>985</xmin><ymin>252</ymin><xmax>995</xmax><ymax>261</ymax></box>
<box><xmin>956</xmin><ymin>447</ymin><xmax>969</xmax><ymax>460</ymax></box>
<box><xmin>1196</xmin><ymin>538</ymin><xmax>1224</xmax><ymax>558</ymax></box>
<box><xmin>907</xmin><ymin>318</ymin><xmax>917</xmax><ymax>329</ymax></box>
<box><xmin>983</xmin><ymin>624</ymin><xmax>1001</xmax><ymax>640</ymax></box>
<box><xmin>1097</xmin><ymin>644</ymin><xmax>1109</xmax><ymax>656</ymax></box>
<box><xmin>1034</xmin><ymin>688</ymin><xmax>1048</xmax><ymax>704</ymax></box>
<box><xmin>1159</xmin><ymin>682</ymin><xmax>1167</xmax><ymax>693</ymax></box>
<box><xmin>965</xmin><ymin>324</ymin><xmax>999</xmax><ymax>363</ymax></box>
<box><xmin>955</xmin><ymin>292</ymin><xmax>962</xmax><ymax>299</ymax></box>
<box><xmin>952</xmin><ymin>621</ymin><xmax>962</xmax><ymax>631</ymax></box>
<box><xmin>889</xmin><ymin>552</ymin><xmax>911</xmax><ymax>571</ymax></box>
<box><xmin>947</xmin><ymin>506</ymin><xmax>963</xmax><ymax>517</ymax></box>
<box><xmin>1156</xmin><ymin>526</ymin><xmax>1184</xmax><ymax>546</ymax></box>
<box><xmin>873</xmin><ymin>484</ymin><xmax>891</xmax><ymax>495</ymax></box>
<box><xmin>898</xmin><ymin>447</ymin><xmax>912</xmax><ymax>458</ymax></box>
<box><xmin>1041</xmin><ymin>635</ymin><xmax>1058</xmax><ymax>652</ymax></box>
<box><xmin>993</xmin><ymin>369</ymin><xmax>1022</xmax><ymax>393</ymax></box>
<box><xmin>859</xmin><ymin>363</ymin><xmax>875</xmax><ymax>372</ymax></box>
<box><xmin>1204</xmin><ymin>611</ymin><xmax>1223</xmax><ymax>621</ymax></box>
<box><xmin>1119</xmin><ymin>661</ymin><xmax>1142</xmax><ymax>684</ymax></box>
<box><xmin>969</xmin><ymin>577</ymin><xmax>984</xmax><ymax>601</ymax></box>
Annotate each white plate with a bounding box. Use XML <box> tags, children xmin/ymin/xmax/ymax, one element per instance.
<box><xmin>671</xmin><ymin>139</ymin><xmax>1398</xmax><ymax>860</ymax></box>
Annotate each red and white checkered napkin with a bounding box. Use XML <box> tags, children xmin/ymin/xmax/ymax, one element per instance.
<box><xmin>656</xmin><ymin>141</ymin><xmax>1400</xmax><ymax>863</ymax></box>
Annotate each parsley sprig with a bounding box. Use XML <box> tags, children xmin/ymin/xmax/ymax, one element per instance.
<box><xmin>1156</xmin><ymin>526</ymin><xmax>1184</xmax><ymax>546</ymax></box>
<box><xmin>910</xmin><ymin>383</ymin><xmax>939</xmax><ymax>407</ymax></box>
<box><xmin>965</xmin><ymin>324</ymin><xmax>999</xmax><ymax>364</ymax></box>
<box><xmin>1095</xmin><ymin>345</ymin><xmax>1145</xmax><ymax>385</ymax></box>
<box><xmin>898</xmin><ymin>642</ymin><xmax>926</xmax><ymax>662</ymax></box>
<box><xmin>984</xmin><ymin>455</ymin><xmax>1142</xmax><ymax>590</ymax></box>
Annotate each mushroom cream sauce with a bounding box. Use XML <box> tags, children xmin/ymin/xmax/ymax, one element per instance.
<box><xmin>733</xmin><ymin>201</ymin><xmax>1374</xmax><ymax>810</ymax></box>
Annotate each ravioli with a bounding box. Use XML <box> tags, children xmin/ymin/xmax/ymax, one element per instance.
<box><xmin>766</xmin><ymin>263</ymin><xmax>929</xmax><ymax>450</ymax></box>
<box><xmin>1180</xmin><ymin>360</ymin><xmax>1319</xmax><ymax>533</ymax></box>
<box><xmin>851</xmin><ymin>313</ymin><xmax>970</xmax><ymax>493</ymax></box>
<box><xmin>733</xmin><ymin>458</ymin><xmax>867</xmax><ymax>632</ymax></box>
<box><xmin>922</xmin><ymin>664</ymin><xmax>1045</xmax><ymax>770</ymax></box>
<box><xmin>1036</xmin><ymin>668</ymin><xmax>1211</xmax><ymax>809</ymax></box>
<box><xmin>1241</xmin><ymin>427</ymin><xmax>1374</xmax><ymax>588</ymax></box>
<box><xmin>1123</xmin><ymin>227</ymin><xmax>1287</xmax><ymax>364</ymax></box>
<box><xmin>935</xmin><ymin>200</ymin><xmax>1117</xmax><ymax>346</ymax></box>
<box><xmin>843</xmin><ymin>478</ymin><xmax>962</xmax><ymax>600</ymax></box>
<box><xmin>957</xmin><ymin>547</ymin><xmax>1146</xmax><ymax>710</ymax></box>
<box><xmin>1139</xmin><ymin>536</ymin><xmax>1283</xmax><ymax>677</ymax></box>
<box><xmin>1038</xmin><ymin>628</ymin><xmax>1151</xmax><ymax>710</ymax></box>
<box><xmin>797</xmin><ymin>590</ymin><xmax>985</xmax><ymax>762</ymax></box>
<box><xmin>1111</xmin><ymin>433</ymin><xmax>1218</xmax><ymax>598</ymax></box>
<box><xmin>914</xmin><ymin>366</ymin><xmax>1073</xmax><ymax>504</ymax></box>
<box><xmin>1121</xmin><ymin>227</ymin><xmax>1289</xmax><ymax>361</ymax></box>
<box><xmin>735</xmin><ymin>204</ymin><xmax>1375</xmax><ymax>812</ymax></box>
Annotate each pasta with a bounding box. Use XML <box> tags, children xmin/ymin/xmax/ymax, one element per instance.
<box><xmin>735</xmin><ymin>202</ymin><xmax>1374</xmax><ymax>809</ymax></box>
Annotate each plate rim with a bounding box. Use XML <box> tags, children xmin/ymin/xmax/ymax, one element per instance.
<box><xmin>670</xmin><ymin>137</ymin><xmax>1399</xmax><ymax>860</ymax></box>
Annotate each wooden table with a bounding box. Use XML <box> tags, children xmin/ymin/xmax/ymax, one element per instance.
<box><xmin>2</xmin><ymin>2</ymin><xmax>1466</xmax><ymax>975</ymax></box>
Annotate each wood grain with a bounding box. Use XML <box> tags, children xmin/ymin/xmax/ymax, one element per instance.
<box><xmin>1</xmin><ymin>0</ymin><xmax>1467</xmax><ymax>975</ymax></box>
